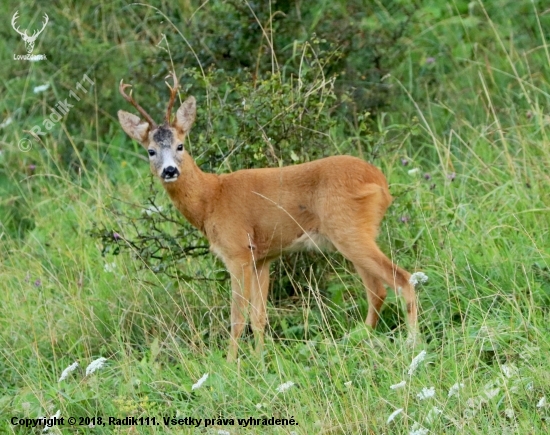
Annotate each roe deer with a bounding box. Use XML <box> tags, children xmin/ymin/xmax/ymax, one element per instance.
<box><xmin>118</xmin><ymin>72</ymin><xmax>419</xmax><ymax>361</ymax></box>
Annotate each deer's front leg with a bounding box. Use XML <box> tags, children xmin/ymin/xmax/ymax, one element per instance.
<box><xmin>250</xmin><ymin>260</ymin><xmax>271</xmax><ymax>357</ymax></box>
<box><xmin>226</xmin><ymin>259</ymin><xmax>253</xmax><ymax>362</ymax></box>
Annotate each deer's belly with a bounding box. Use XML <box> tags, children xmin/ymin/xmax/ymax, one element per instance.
<box><xmin>285</xmin><ymin>232</ymin><xmax>334</xmax><ymax>253</ymax></box>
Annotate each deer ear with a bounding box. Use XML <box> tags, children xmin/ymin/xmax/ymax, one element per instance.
<box><xmin>174</xmin><ymin>97</ymin><xmax>196</xmax><ymax>134</ymax></box>
<box><xmin>118</xmin><ymin>110</ymin><xmax>150</xmax><ymax>145</ymax></box>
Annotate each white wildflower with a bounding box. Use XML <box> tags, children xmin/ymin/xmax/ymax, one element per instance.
<box><xmin>85</xmin><ymin>357</ymin><xmax>107</xmax><ymax>376</ymax></box>
<box><xmin>103</xmin><ymin>262</ymin><xmax>116</xmax><ymax>273</ymax></box>
<box><xmin>537</xmin><ymin>397</ymin><xmax>546</xmax><ymax>408</ymax></box>
<box><xmin>144</xmin><ymin>205</ymin><xmax>163</xmax><ymax>216</ymax></box>
<box><xmin>484</xmin><ymin>387</ymin><xmax>500</xmax><ymax>400</ymax></box>
<box><xmin>408</xmin><ymin>168</ymin><xmax>420</xmax><ymax>175</ymax></box>
<box><xmin>191</xmin><ymin>373</ymin><xmax>209</xmax><ymax>390</ymax></box>
<box><xmin>218</xmin><ymin>431</ymin><xmax>230</xmax><ymax>435</ymax></box>
<box><xmin>409</xmin><ymin>272</ymin><xmax>428</xmax><ymax>286</ymax></box>
<box><xmin>409</xmin><ymin>422</ymin><xmax>429</xmax><ymax>435</ymax></box>
<box><xmin>58</xmin><ymin>361</ymin><xmax>79</xmax><ymax>382</ymax></box>
<box><xmin>417</xmin><ymin>386</ymin><xmax>435</xmax><ymax>400</ymax></box>
<box><xmin>42</xmin><ymin>410</ymin><xmax>61</xmax><ymax>432</ymax></box>
<box><xmin>465</xmin><ymin>397</ymin><xmax>476</xmax><ymax>408</ymax></box>
<box><xmin>477</xmin><ymin>325</ymin><xmax>492</xmax><ymax>337</ymax></box>
<box><xmin>0</xmin><ymin>116</ymin><xmax>13</xmax><ymax>129</ymax></box>
<box><xmin>426</xmin><ymin>406</ymin><xmax>442</xmax><ymax>424</ymax></box>
<box><xmin>276</xmin><ymin>381</ymin><xmax>295</xmax><ymax>393</ymax></box>
<box><xmin>466</xmin><ymin>396</ymin><xmax>486</xmax><ymax>410</ymax></box>
<box><xmin>519</xmin><ymin>344</ymin><xmax>540</xmax><ymax>361</ymax></box>
<box><xmin>344</xmin><ymin>381</ymin><xmax>352</xmax><ymax>388</ymax></box>
<box><xmin>386</xmin><ymin>408</ymin><xmax>403</xmax><ymax>424</ymax></box>
<box><xmin>408</xmin><ymin>350</ymin><xmax>427</xmax><ymax>375</ymax></box>
<box><xmin>483</xmin><ymin>379</ymin><xmax>501</xmax><ymax>400</ymax></box>
<box><xmin>504</xmin><ymin>408</ymin><xmax>515</xmax><ymax>419</ymax></box>
<box><xmin>33</xmin><ymin>83</ymin><xmax>50</xmax><ymax>94</ymax></box>
<box><xmin>390</xmin><ymin>380</ymin><xmax>407</xmax><ymax>390</ymax></box>
<box><xmin>501</xmin><ymin>364</ymin><xmax>518</xmax><ymax>379</ymax></box>
<box><xmin>463</xmin><ymin>402</ymin><xmax>479</xmax><ymax>420</ymax></box>
<box><xmin>448</xmin><ymin>382</ymin><xmax>464</xmax><ymax>397</ymax></box>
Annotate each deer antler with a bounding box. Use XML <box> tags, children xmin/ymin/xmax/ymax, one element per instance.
<box><xmin>119</xmin><ymin>79</ymin><xmax>158</xmax><ymax>129</ymax></box>
<box><xmin>164</xmin><ymin>71</ymin><xmax>179</xmax><ymax>125</ymax></box>
<box><xmin>30</xmin><ymin>13</ymin><xmax>49</xmax><ymax>39</ymax></box>
<box><xmin>11</xmin><ymin>11</ymin><xmax>27</xmax><ymax>37</ymax></box>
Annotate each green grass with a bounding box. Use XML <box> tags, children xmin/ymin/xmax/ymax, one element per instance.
<box><xmin>1</xmin><ymin>0</ymin><xmax>549</xmax><ymax>434</ymax></box>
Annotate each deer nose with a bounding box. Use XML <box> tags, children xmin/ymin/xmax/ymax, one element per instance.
<box><xmin>162</xmin><ymin>166</ymin><xmax>179</xmax><ymax>180</ymax></box>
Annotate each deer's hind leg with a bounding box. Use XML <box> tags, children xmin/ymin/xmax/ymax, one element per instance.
<box><xmin>354</xmin><ymin>269</ymin><xmax>387</xmax><ymax>329</ymax></box>
<box><xmin>335</xmin><ymin>235</ymin><xmax>418</xmax><ymax>335</ymax></box>
<box><xmin>322</xmin><ymin>186</ymin><xmax>418</xmax><ymax>336</ymax></box>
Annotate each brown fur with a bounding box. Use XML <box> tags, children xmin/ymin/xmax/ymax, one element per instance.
<box><xmin>118</xmin><ymin>86</ymin><xmax>418</xmax><ymax>361</ymax></box>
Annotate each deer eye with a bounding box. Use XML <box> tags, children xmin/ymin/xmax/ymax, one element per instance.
<box><xmin>148</xmin><ymin>149</ymin><xmax>156</xmax><ymax>157</ymax></box>
<box><xmin>177</xmin><ymin>144</ymin><xmax>183</xmax><ymax>151</ymax></box>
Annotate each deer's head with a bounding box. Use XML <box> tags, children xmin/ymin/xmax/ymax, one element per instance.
<box><xmin>118</xmin><ymin>72</ymin><xmax>196</xmax><ymax>183</ymax></box>
<box><xmin>12</xmin><ymin>11</ymin><xmax>48</xmax><ymax>54</ymax></box>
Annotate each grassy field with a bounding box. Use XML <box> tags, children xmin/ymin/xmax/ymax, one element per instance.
<box><xmin>1</xmin><ymin>0</ymin><xmax>549</xmax><ymax>434</ymax></box>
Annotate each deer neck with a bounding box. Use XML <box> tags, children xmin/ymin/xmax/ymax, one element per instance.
<box><xmin>162</xmin><ymin>152</ymin><xmax>219</xmax><ymax>232</ymax></box>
